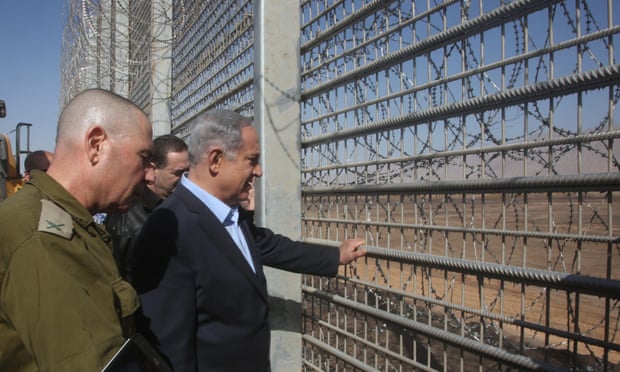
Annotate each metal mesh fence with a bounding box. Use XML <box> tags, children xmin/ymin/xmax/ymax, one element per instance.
<box><xmin>169</xmin><ymin>0</ymin><xmax>255</xmax><ymax>139</ymax></box>
<box><xmin>60</xmin><ymin>0</ymin><xmax>620</xmax><ymax>370</ymax></box>
<box><xmin>61</xmin><ymin>0</ymin><xmax>154</xmax><ymax>107</ymax></box>
<box><xmin>299</xmin><ymin>0</ymin><xmax>620</xmax><ymax>370</ymax></box>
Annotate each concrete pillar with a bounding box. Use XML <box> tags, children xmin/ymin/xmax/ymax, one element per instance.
<box><xmin>111</xmin><ymin>0</ymin><xmax>129</xmax><ymax>96</ymax></box>
<box><xmin>150</xmin><ymin>0</ymin><xmax>173</xmax><ymax>136</ymax></box>
<box><xmin>98</xmin><ymin>0</ymin><xmax>112</xmax><ymax>91</ymax></box>
<box><xmin>253</xmin><ymin>0</ymin><xmax>303</xmax><ymax>370</ymax></box>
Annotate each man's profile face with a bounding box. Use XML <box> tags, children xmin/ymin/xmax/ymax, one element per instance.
<box><xmin>152</xmin><ymin>150</ymin><xmax>190</xmax><ymax>198</ymax></box>
<box><xmin>106</xmin><ymin>117</ymin><xmax>153</xmax><ymax>212</ymax></box>
<box><xmin>218</xmin><ymin>125</ymin><xmax>263</xmax><ymax>207</ymax></box>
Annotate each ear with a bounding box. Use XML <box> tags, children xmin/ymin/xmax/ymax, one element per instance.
<box><xmin>207</xmin><ymin>148</ymin><xmax>224</xmax><ymax>174</ymax></box>
<box><xmin>86</xmin><ymin>126</ymin><xmax>107</xmax><ymax>165</ymax></box>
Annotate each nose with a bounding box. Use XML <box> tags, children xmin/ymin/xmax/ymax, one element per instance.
<box><xmin>254</xmin><ymin>163</ymin><xmax>263</xmax><ymax>178</ymax></box>
<box><xmin>143</xmin><ymin>165</ymin><xmax>155</xmax><ymax>184</ymax></box>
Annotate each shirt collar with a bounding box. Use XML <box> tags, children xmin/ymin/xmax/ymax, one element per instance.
<box><xmin>180</xmin><ymin>174</ymin><xmax>237</xmax><ymax>225</ymax></box>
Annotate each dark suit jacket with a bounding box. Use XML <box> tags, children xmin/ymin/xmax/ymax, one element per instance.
<box><xmin>105</xmin><ymin>186</ymin><xmax>162</xmax><ymax>281</ymax></box>
<box><xmin>131</xmin><ymin>182</ymin><xmax>339</xmax><ymax>371</ymax></box>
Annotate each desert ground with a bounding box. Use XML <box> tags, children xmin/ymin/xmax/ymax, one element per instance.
<box><xmin>302</xmin><ymin>191</ymin><xmax>619</xmax><ymax>370</ymax></box>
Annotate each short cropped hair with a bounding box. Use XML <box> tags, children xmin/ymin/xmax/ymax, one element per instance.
<box><xmin>152</xmin><ymin>134</ymin><xmax>188</xmax><ymax>168</ymax></box>
<box><xmin>186</xmin><ymin>110</ymin><xmax>253</xmax><ymax>166</ymax></box>
<box><xmin>24</xmin><ymin>150</ymin><xmax>52</xmax><ymax>172</ymax></box>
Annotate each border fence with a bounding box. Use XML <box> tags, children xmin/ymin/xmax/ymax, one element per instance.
<box><xmin>297</xmin><ymin>1</ymin><xmax>620</xmax><ymax>370</ymax></box>
<box><xmin>62</xmin><ymin>0</ymin><xmax>620</xmax><ymax>370</ymax></box>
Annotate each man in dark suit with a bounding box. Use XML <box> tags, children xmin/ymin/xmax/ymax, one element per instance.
<box><xmin>105</xmin><ymin>134</ymin><xmax>189</xmax><ymax>281</ymax></box>
<box><xmin>131</xmin><ymin>109</ymin><xmax>365</xmax><ymax>371</ymax></box>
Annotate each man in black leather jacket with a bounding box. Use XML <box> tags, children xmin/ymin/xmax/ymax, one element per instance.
<box><xmin>105</xmin><ymin>134</ymin><xmax>189</xmax><ymax>280</ymax></box>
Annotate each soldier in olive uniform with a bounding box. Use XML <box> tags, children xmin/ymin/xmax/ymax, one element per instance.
<box><xmin>0</xmin><ymin>89</ymin><xmax>154</xmax><ymax>370</ymax></box>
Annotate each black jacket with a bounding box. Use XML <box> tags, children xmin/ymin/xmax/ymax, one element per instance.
<box><xmin>104</xmin><ymin>186</ymin><xmax>162</xmax><ymax>280</ymax></box>
<box><xmin>131</xmin><ymin>182</ymin><xmax>340</xmax><ymax>371</ymax></box>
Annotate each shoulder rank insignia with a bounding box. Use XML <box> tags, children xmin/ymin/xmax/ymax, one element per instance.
<box><xmin>38</xmin><ymin>199</ymin><xmax>74</xmax><ymax>239</ymax></box>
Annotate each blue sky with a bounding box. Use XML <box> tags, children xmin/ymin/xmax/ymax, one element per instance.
<box><xmin>0</xmin><ymin>1</ymin><xmax>63</xmax><ymax>160</ymax></box>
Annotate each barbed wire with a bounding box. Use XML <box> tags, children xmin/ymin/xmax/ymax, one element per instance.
<box><xmin>60</xmin><ymin>0</ymin><xmax>619</xmax><ymax>368</ymax></box>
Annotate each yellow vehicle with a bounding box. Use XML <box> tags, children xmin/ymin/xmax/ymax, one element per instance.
<box><xmin>0</xmin><ymin>100</ymin><xmax>27</xmax><ymax>201</ymax></box>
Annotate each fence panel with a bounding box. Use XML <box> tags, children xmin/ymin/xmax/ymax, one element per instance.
<box><xmin>169</xmin><ymin>0</ymin><xmax>255</xmax><ymax>139</ymax></box>
<box><xmin>299</xmin><ymin>0</ymin><xmax>620</xmax><ymax>370</ymax></box>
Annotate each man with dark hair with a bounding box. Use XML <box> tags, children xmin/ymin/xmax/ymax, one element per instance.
<box><xmin>0</xmin><ymin>88</ymin><xmax>153</xmax><ymax>370</ymax></box>
<box><xmin>105</xmin><ymin>134</ymin><xmax>189</xmax><ymax>280</ymax></box>
<box><xmin>23</xmin><ymin>150</ymin><xmax>53</xmax><ymax>181</ymax></box>
<box><xmin>132</xmin><ymin>109</ymin><xmax>366</xmax><ymax>371</ymax></box>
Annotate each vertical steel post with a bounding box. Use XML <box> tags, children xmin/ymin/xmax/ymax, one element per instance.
<box><xmin>254</xmin><ymin>0</ymin><xmax>303</xmax><ymax>370</ymax></box>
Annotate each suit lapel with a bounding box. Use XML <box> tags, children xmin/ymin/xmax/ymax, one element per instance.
<box><xmin>240</xmin><ymin>220</ymin><xmax>266</xmax><ymax>282</ymax></box>
<box><xmin>175</xmin><ymin>184</ymin><xmax>269</xmax><ymax>302</ymax></box>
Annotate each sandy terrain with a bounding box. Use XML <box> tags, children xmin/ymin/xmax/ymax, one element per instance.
<box><xmin>302</xmin><ymin>191</ymin><xmax>620</xmax><ymax>370</ymax></box>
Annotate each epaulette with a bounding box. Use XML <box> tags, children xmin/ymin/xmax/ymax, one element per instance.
<box><xmin>38</xmin><ymin>199</ymin><xmax>74</xmax><ymax>239</ymax></box>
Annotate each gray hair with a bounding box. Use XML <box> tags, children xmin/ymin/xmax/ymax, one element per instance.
<box><xmin>187</xmin><ymin>109</ymin><xmax>253</xmax><ymax>166</ymax></box>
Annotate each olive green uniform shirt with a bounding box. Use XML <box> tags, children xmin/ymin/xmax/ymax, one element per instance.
<box><xmin>0</xmin><ymin>170</ymin><xmax>140</xmax><ymax>371</ymax></box>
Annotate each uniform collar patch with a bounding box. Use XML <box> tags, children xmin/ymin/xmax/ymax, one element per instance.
<box><xmin>38</xmin><ymin>199</ymin><xmax>74</xmax><ymax>239</ymax></box>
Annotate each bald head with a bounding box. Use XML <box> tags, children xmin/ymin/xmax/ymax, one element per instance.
<box><xmin>47</xmin><ymin>88</ymin><xmax>154</xmax><ymax>214</ymax></box>
<box><xmin>56</xmin><ymin>88</ymin><xmax>146</xmax><ymax>147</ymax></box>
